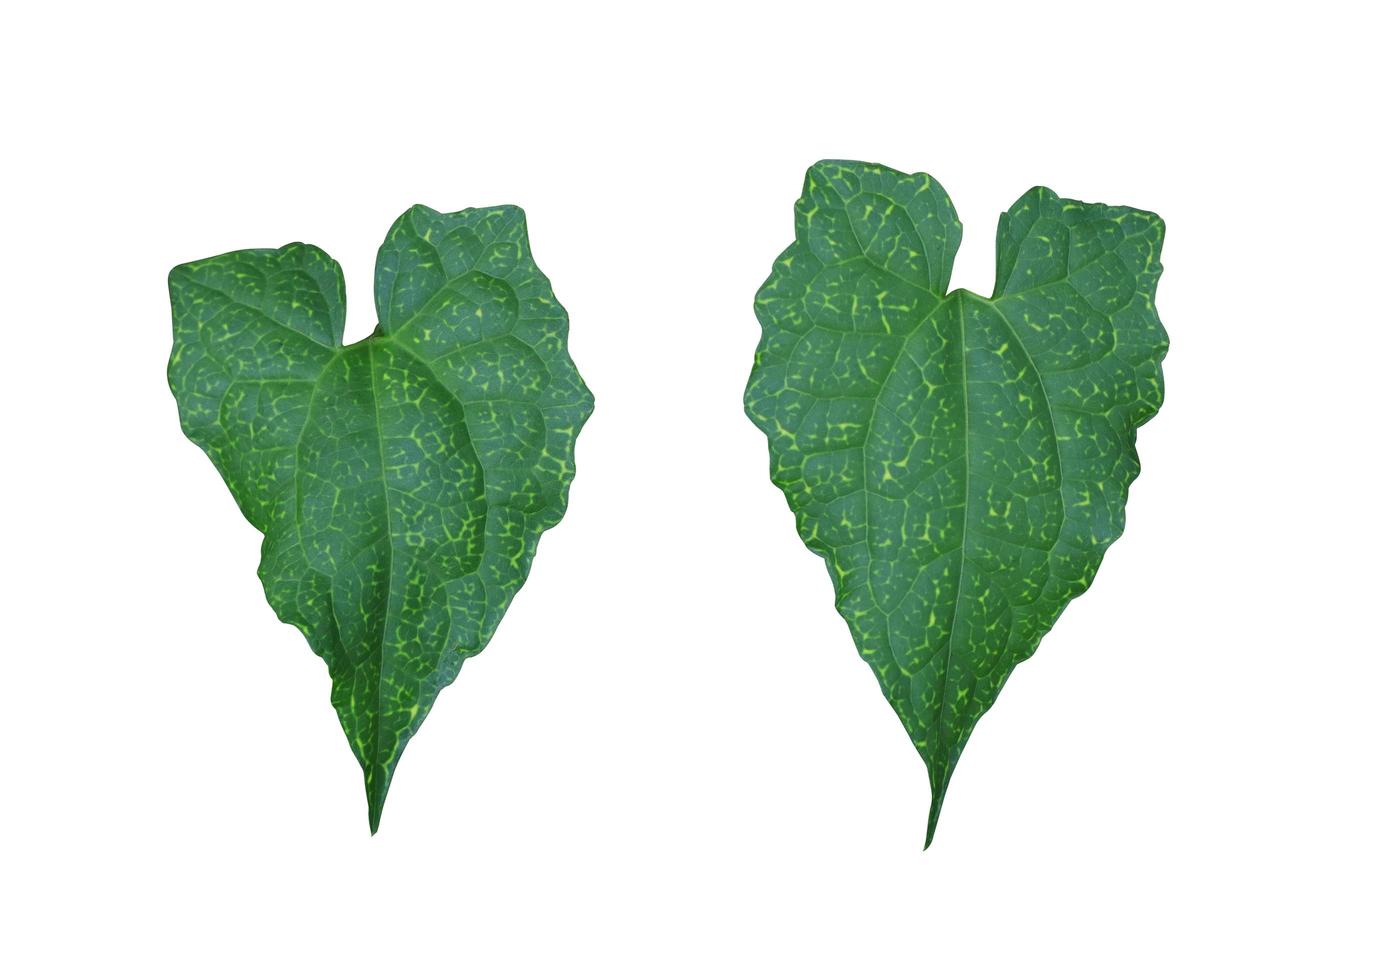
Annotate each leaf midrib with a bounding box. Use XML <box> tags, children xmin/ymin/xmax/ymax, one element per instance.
<box><xmin>287</xmin><ymin>328</ymin><xmax>492</xmax><ymax>772</ymax></box>
<box><xmin>843</xmin><ymin>284</ymin><xmax>1068</xmax><ymax>752</ymax></box>
<box><xmin>366</xmin><ymin>342</ymin><xmax>400</xmax><ymax>782</ymax></box>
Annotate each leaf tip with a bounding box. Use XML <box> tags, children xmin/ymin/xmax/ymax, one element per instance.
<box><xmin>923</xmin><ymin>760</ymin><xmax>956</xmax><ymax>850</ymax></box>
<box><xmin>924</xmin><ymin>795</ymin><xmax>945</xmax><ymax>851</ymax></box>
<box><xmin>365</xmin><ymin>768</ymin><xmax>393</xmax><ymax>836</ymax></box>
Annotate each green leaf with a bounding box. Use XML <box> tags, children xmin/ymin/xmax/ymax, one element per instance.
<box><xmin>168</xmin><ymin>205</ymin><xmax>593</xmax><ymax>832</ymax></box>
<box><xmin>745</xmin><ymin>161</ymin><xmax>1166</xmax><ymax>847</ymax></box>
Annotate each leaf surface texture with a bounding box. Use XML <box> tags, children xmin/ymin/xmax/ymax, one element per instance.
<box><xmin>745</xmin><ymin>161</ymin><xmax>1167</xmax><ymax>846</ymax></box>
<box><xmin>169</xmin><ymin>205</ymin><xmax>593</xmax><ymax>831</ymax></box>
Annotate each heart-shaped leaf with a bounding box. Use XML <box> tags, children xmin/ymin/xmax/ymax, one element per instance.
<box><xmin>745</xmin><ymin>161</ymin><xmax>1166</xmax><ymax>846</ymax></box>
<box><xmin>169</xmin><ymin>205</ymin><xmax>593</xmax><ymax>831</ymax></box>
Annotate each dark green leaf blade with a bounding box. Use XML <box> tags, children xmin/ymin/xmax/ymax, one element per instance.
<box><xmin>745</xmin><ymin>161</ymin><xmax>1166</xmax><ymax>847</ymax></box>
<box><xmin>169</xmin><ymin>205</ymin><xmax>593</xmax><ymax>832</ymax></box>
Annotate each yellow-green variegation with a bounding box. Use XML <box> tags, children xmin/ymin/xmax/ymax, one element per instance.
<box><xmin>745</xmin><ymin>161</ymin><xmax>1167</xmax><ymax>847</ymax></box>
<box><xmin>169</xmin><ymin>205</ymin><xmax>593</xmax><ymax>832</ymax></box>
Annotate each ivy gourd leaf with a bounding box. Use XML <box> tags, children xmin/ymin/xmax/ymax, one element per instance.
<box><xmin>745</xmin><ymin>161</ymin><xmax>1166</xmax><ymax>847</ymax></box>
<box><xmin>168</xmin><ymin>205</ymin><xmax>593</xmax><ymax>832</ymax></box>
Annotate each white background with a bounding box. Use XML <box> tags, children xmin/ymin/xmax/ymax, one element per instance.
<box><xmin>2</xmin><ymin>2</ymin><xmax>1384</xmax><ymax>976</ymax></box>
